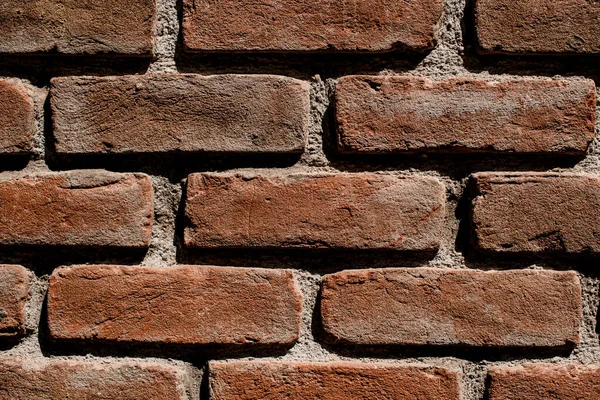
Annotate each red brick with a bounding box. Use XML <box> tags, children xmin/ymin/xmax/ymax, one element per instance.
<box><xmin>321</xmin><ymin>268</ymin><xmax>581</xmax><ymax>347</ymax></box>
<box><xmin>0</xmin><ymin>0</ymin><xmax>154</xmax><ymax>55</ymax></box>
<box><xmin>0</xmin><ymin>357</ymin><xmax>196</xmax><ymax>399</ymax></box>
<box><xmin>475</xmin><ymin>0</ymin><xmax>600</xmax><ymax>54</ymax></box>
<box><xmin>182</xmin><ymin>0</ymin><xmax>443</xmax><ymax>52</ymax></box>
<box><xmin>336</xmin><ymin>76</ymin><xmax>596</xmax><ymax>154</ymax></box>
<box><xmin>472</xmin><ymin>173</ymin><xmax>600</xmax><ymax>254</ymax></box>
<box><xmin>51</xmin><ymin>74</ymin><xmax>310</xmax><ymax>155</ymax></box>
<box><xmin>184</xmin><ymin>173</ymin><xmax>445</xmax><ymax>250</ymax></box>
<box><xmin>0</xmin><ymin>80</ymin><xmax>35</xmax><ymax>155</ymax></box>
<box><xmin>47</xmin><ymin>265</ymin><xmax>301</xmax><ymax>345</ymax></box>
<box><xmin>0</xmin><ymin>171</ymin><xmax>153</xmax><ymax>248</ymax></box>
<box><xmin>209</xmin><ymin>361</ymin><xmax>460</xmax><ymax>399</ymax></box>
<box><xmin>488</xmin><ymin>364</ymin><xmax>600</xmax><ymax>399</ymax></box>
<box><xmin>0</xmin><ymin>265</ymin><xmax>30</xmax><ymax>339</ymax></box>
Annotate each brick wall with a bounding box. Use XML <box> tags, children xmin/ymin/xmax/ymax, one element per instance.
<box><xmin>0</xmin><ymin>0</ymin><xmax>599</xmax><ymax>399</ymax></box>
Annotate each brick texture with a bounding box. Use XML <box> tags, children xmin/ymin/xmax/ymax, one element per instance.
<box><xmin>209</xmin><ymin>361</ymin><xmax>460</xmax><ymax>399</ymax></box>
<box><xmin>475</xmin><ymin>0</ymin><xmax>600</xmax><ymax>54</ymax></box>
<box><xmin>0</xmin><ymin>265</ymin><xmax>30</xmax><ymax>339</ymax></box>
<box><xmin>0</xmin><ymin>0</ymin><xmax>155</xmax><ymax>55</ymax></box>
<box><xmin>184</xmin><ymin>173</ymin><xmax>445</xmax><ymax>250</ymax></box>
<box><xmin>182</xmin><ymin>0</ymin><xmax>444</xmax><ymax>52</ymax></box>
<box><xmin>0</xmin><ymin>80</ymin><xmax>35</xmax><ymax>155</ymax></box>
<box><xmin>321</xmin><ymin>268</ymin><xmax>581</xmax><ymax>347</ymax></box>
<box><xmin>471</xmin><ymin>173</ymin><xmax>600</xmax><ymax>254</ymax></box>
<box><xmin>47</xmin><ymin>265</ymin><xmax>301</xmax><ymax>346</ymax></box>
<box><xmin>51</xmin><ymin>74</ymin><xmax>310</xmax><ymax>155</ymax></box>
<box><xmin>336</xmin><ymin>76</ymin><xmax>596</xmax><ymax>154</ymax></box>
<box><xmin>0</xmin><ymin>358</ymin><xmax>195</xmax><ymax>399</ymax></box>
<box><xmin>0</xmin><ymin>171</ymin><xmax>153</xmax><ymax>248</ymax></box>
<box><xmin>487</xmin><ymin>364</ymin><xmax>600</xmax><ymax>399</ymax></box>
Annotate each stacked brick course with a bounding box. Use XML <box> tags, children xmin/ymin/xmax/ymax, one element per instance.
<box><xmin>0</xmin><ymin>0</ymin><xmax>599</xmax><ymax>398</ymax></box>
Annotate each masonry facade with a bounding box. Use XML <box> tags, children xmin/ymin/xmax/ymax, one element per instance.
<box><xmin>0</xmin><ymin>0</ymin><xmax>599</xmax><ymax>399</ymax></box>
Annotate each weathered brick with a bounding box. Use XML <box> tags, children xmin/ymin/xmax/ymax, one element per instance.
<box><xmin>471</xmin><ymin>173</ymin><xmax>600</xmax><ymax>254</ymax></box>
<box><xmin>0</xmin><ymin>171</ymin><xmax>153</xmax><ymax>248</ymax></box>
<box><xmin>48</xmin><ymin>265</ymin><xmax>301</xmax><ymax>346</ymax></box>
<box><xmin>475</xmin><ymin>0</ymin><xmax>600</xmax><ymax>54</ymax></box>
<box><xmin>336</xmin><ymin>76</ymin><xmax>596</xmax><ymax>154</ymax></box>
<box><xmin>0</xmin><ymin>357</ymin><xmax>196</xmax><ymax>399</ymax></box>
<box><xmin>0</xmin><ymin>0</ymin><xmax>154</xmax><ymax>55</ymax></box>
<box><xmin>210</xmin><ymin>361</ymin><xmax>460</xmax><ymax>399</ymax></box>
<box><xmin>321</xmin><ymin>268</ymin><xmax>581</xmax><ymax>347</ymax></box>
<box><xmin>0</xmin><ymin>80</ymin><xmax>35</xmax><ymax>155</ymax></box>
<box><xmin>488</xmin><ymin>364</ymin><xmax>600</xmax><ymax>399</ymax></box>
<box><xmin>184</xmin><ymin>173</ymin><xmax>445</xmax><ymax>250</ymax></box>
<box><xmin>0</xmin><ymin>265</ymin><xmax>30</xmax><ymax>339</ymax></box>
<box><xmin>182</xmin><ymin>0</ymin><xmax>443</xmax><ymax>52</ymax></box>
<box><xmin>51</xmin><ymin>74</ymin><xmax>309</xmax><ymax>155</ymax></box>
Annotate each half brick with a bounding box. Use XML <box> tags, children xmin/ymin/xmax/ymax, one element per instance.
<box><xmin>0</xmin><ymin>80</ymin><xmax>35</xmax><ymax>155</ymax></box>
<box><xmin>0</xmin><ymin>265</ymin><xmax>30</xmax><ymax>339</ymax></box>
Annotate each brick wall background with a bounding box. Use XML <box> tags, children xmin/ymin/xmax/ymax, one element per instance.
<box><xmin>0</xmin><ymin>0</ymin><xmax>600</xmax><ymax>398</ymax></box>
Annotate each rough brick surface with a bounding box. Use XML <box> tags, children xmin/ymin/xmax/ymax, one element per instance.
<box><xmin>321</xmin><ymin>268</ymin><xmax>581</xmax><ymax>347</ymax></box>
<box><xmin>0</xmin><ymin>171</ymin><xmax>153</xmax><ymax>248</ymax></box>
<box><xmin>488</xmin><ymin>364</ymin><xmax>600</xmax><ymax>399</ymax></box>
<box><xmin>471</xmin><ymin>173</ymin><xmax>600</xmax><ymax>254</ymax></box>
<box><xmin>48</xmin><ymin>265</ymin><xmax>301</xmax><ymax>345</ymax></box>
<box><xmin>336</xmin><ymin>76</ymin><xmax>596</xmax><ymax>154</ymax></box>
<box><xmin>475</xmin><ymin>0</ymin><xmax>600</xmax><ymax>54</ymax></box>
<box><xmin>0</xmin><ymin>81</ymin><xmax>35</xmax><ymax>155</ymax></box>
<box><xmin>0</xmin><ymin>0</ymin><xmax>154</xmax><ymax>55</ymax></box>
<box><xmin>51</xmin><ymin>74</ymin><xmax>310</xmax><ymax>155</ymax></box>
<box><xmin>182</xmin><ymin>0</ymin><xmax>443</xmax><ymax>52</ymax></box>
<box><xmin>0</xmin><ymin>265</ymin><xmax>29</xmax><ymax>339</ymax></box>
<box><xmin>0</xmin><ymin>358</ymin><xmax>194</xmax><ymax>399</ymax></box>
<box><xmin>210</xmin><ymin>361</ymin><xmax>460</xmax><ymax>399</ymax></box>
<box><xmin>184</xmin><ymin>173</ymin><xmax>445</xmax><ymax>250</ymax></box>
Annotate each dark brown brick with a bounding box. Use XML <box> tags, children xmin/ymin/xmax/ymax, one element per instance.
<box><xmin>47</xmin><ymin>265</ymin><xmax>301</xmax><ymax>346</ymax></box>
<box><xmin>0</xmin><ymin>80</ymin><xmax>34</xmax><ymax>155</ymax></box>
<box><xmin>472</xmin><ymin>173</ymin><xmax>600</xmax><ymax>254</ymax></box>
<box><xmin>0</xmin><ymin>0</ymin><xmax>154</xmax><ymax>55</ymax></box>
<box><xmin>0</xmin><ymin>171</ymin><xmax>153</xmax><ymax>248</ymax></box>
<box><xmin>475</xmin><ymin>0</ymin><xmax>600</xmax><ymax>54</ymax></box>
<box><xmin>336</xmin><ymin>76</ymin><xmax>596</xmax><ymax>154</ymax></box>
<box><xmin>488</xmin><ymin>364</ymin><xmax>600</xmax><ymax>399</ymax></box>
<box><xmin>51</xmin><ymin>74</ymin><xmax>310</xmax><ymax>155</ymax></box>
<box><xmin>184</xmin><ymin>173</ymin><xmax>445</xmax><ymax>250</ymax></box>
<box><xmin>210</xmin><ymin>361</ymin><xmax>460</xmax><ymax>399</ymax></box>
<box><xmin>182</xmin><ymin>0</ymin><xmax>443</xmax><ymax>52</ymax></box>
<box><xmin>0</xmin><ymin>265</ymin><xmax>30</xmax><ymax>339</ymax></box>
<box><xmin>321</xmin><ymin>268</ymin><xmax>581</xmax><ymax>347</ymax></box>
<box><xmin>0</xmin><ymin>357</ymin><xmax>196</xmax><ymax>399</ymax></box>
